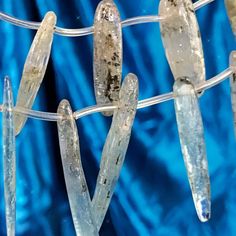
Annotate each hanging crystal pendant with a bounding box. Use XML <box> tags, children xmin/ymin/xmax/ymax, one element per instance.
<box><xmin>2</xmin><ymin>76</ymin><xmax>16</xmax><ymax>236</ymax></box>
<box><xmin>92</xmin><ymin>73</ymin><xmax>138</xmax><ymax>230</ymax></box>
<box><xmin>14</xmin><ymin>12</ymin><xmax>56</xmax><ymax>135</ymax></box>
<box><xmin>159</xmin><ymin>0</ymin><xmax>205</xmax><ymax>87</ymax></box>
<box><xmin>225</xmin><ymin>0</ymin><xmax>236</xmax><ymax>36</ymax></box>
<box><xmin>173</xmin><ymin>77</ymin><xmax>211</xmax><ymax>222</ymax></box>
<box><xmin>57</xmin><ymin>100</ymin><xmax>98</xmax><ymax>236</ymax></box>
<box><xmin>230</xmin><ymin>51</ymin><xmax>236</xmax><ymax>136</ymax></box>
<box><xmin>93</xmin><ymin>0</ymin><xmax>122</xmax><ymax>116</ymax></box>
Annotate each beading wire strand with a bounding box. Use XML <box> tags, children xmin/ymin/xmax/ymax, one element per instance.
<box><xmin>0</xmin><ymin>0</ymin><xmax>214</xmax><ymax>37</ymax></box>
<box><xmin>0</xmin><ymin>67</ymin><xmax>232</xmax><ymax>121</ymax></box>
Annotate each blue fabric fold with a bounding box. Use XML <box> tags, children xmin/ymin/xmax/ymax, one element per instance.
<box><xmin>0</xmin><ymin>0</ymin><xmax>235</xmax><ymax>235</ymax></box>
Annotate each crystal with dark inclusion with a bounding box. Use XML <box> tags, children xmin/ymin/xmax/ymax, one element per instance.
<box><xmin>93</xmin><ymin>0</ymin><xmax>122</xmax><ymax>116</ymax></box>
<box><xmin>173</xmin><ymin>77</ymin><xmax>211</xmax><ymax>222</ymax></box>
<box><xmin>230</xmin><ymin>51</ymin><xmax>236</xmax><ymax>136</ymax></box>
<box><xmin>14</xmin><ymin>12</ymin><xmax>56</xmax><ymax>135</ymax></box>
<box><xmin>92</xmin><ymin>73</ymin><xmax>138</xmax><ymax>230</ymax></box>
<box><xmin>57</xmin><ymin>100</ymin><xmax>98</xmax><ymax>236</ymax></box>
<box><xmin>3</xmin><ymin>76</ymin><xmax>16</xmax><ymax>236</ymax></box>
<box><xmin>225</xmin><ymin>0</ymin><xmax>236</xmax><ymax>36</ymax></box>
<box><xmin>159</xmin><ymin>0</ymin><xmax>205</xmax><ymax>87</ymax></box>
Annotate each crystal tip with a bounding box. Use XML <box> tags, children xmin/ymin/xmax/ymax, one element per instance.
<box><xmin>45</xmin><ymin>11</ymin><xmax>57</xmax><ymax>25</ymax></box>
<box><xmin>4</xmin><ymin>76</ymin><xmax>10</xmax><ymax>88</ymax></box>
<box><xmin>196</xmin><ymin>198</ymin><xmax>211</xmax><ymax>222</ymax></box>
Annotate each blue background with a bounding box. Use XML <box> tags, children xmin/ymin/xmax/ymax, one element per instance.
<box><xmin>0</xmin><ymin>0</ymin><xmax>235</xmax><ymax>235</ymax></box>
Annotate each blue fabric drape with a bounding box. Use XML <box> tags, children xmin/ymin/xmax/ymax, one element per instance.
<box><xmin>0</xmin><ymin>0</ymin><xmax>236</xmax><ymax>235</ymax></box>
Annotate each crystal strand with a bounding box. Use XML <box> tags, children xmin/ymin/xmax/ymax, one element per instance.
<box><xmin>14</xmin><ymin>12</ymin><xmax>56</xmax><ymax>135</ymax></box>
<box><xmin>93</xmin><ymin>0</ymin><xmax>122</xmax><ymax>116</ymax></box>
<box><xmin>225</xmin><ymin>0</ymin><xmax>236</xmax><ymax>36</ymax></box>
<box><xmin>173</xmin><ymin>77</ymin><xmax>211</xmax><ymax>222</ymax></box>
<box><xmin>92</xmin><ymin>73</ymin><xmax>138</xmax><ymax>230</ymax></box>
<box><xmin>230</xmin><ymin>51</ymin><xmax>236</xmax><ymax>136</ymax></box>
<box><xmin>3</xmin><ymin>76</ymin><xmax>16</xmax><ymax>236</ymax></box>
<box><xmin>159</xmin><ymin>0</ymin><xmax>206</xmax><ymax>87</ymax></box>
<box><xmin>57</xmin><ymin>100</ymin><xmax>98</xmax><ymax>236</ymax></box>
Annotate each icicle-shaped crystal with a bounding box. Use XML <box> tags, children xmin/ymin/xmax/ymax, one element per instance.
<box><xmin>14</xmin><ymin>12</ymin><xmax>56</xmax><ymax>135</ymax></box>
<box><xmin>225</xmin><ymin>0</ymin><xmax>236</xmax><ymax>36</ymax></box>
<box><xmin>159</xmin><ymin>0</ymin><xmax>205</xmax><ymax>86</ymax></box>
<box><xmin>57</xmin><ymin>100</ymin><xmax>98</xmax><ymax>236</ymax></box>
<box><xmin>93</xmin><ymin>0</ymin><xmax>122</xmax><ymax>116</ymax></box>
<box><xmin>92</xmin><ymin>73</ymin><xmax>138</xmax><ymax>230</ymax></box>
<box><xmin>2</xmin><ymin>76</ymin><xmax>16</xmax><ymax>236</ymax></box>
<box><xmin>230</xmin><ymin>51</ymin><xmax>236</xmax><ymax>136</ymax></box>
<box><xmin>173</xmin><ymin>77</ymin><xmax>211</xmax><ymax>222</ymax></box>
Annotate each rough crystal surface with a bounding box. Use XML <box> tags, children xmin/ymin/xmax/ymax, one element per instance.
<box><xmin>93</xmin><ymin>0</ymin><xmax>122</xmax><ymax>116</ymax></box>
<box><xmin>225</xmin><ymin>0</ymin><xmax>236</xmax><ymax>36</ymax></box>
<box><xmin>3</xmin><ymin>77</ymin><xmax>16</xmax><ymax>236</ymax></box>
<box><xmin>92</xmin><ymin>73</ymin><xmax>138</xmax><ymax>230</ymax></box>
<box><xmin>230</xmin><ymin>51</ymin><xmax>236</xmax><ymax>136</ymax></box>
<box><xmin>57</xmin><ymin>100</ymin><xmax>98</xmax><ymax>236</ymax></box>
<box><xmin>173</xmin><ymin>77</ymin><xmax>211</xmax><ymax>222</ymax></box>
<box><xmin>15</xmin><ymin>12</ymin><xmax>56</xmax><ymax>135</ymax></box>
<box><xmin>159</xmin><ymin>0</ymin><xmax>205</xmax><ymax>86</ymax></box>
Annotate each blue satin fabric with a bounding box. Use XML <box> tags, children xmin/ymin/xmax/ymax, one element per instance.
<box><xmin>0</xmin><ymin>0</ymin><xmax>235</xmax><ymax>235</ymax></box>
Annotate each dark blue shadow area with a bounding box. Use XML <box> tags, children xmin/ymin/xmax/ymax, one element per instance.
<box><xmin>0</xmin><ymin>0</ymin><xmax>236</xmax><ymax>235</ymax></box>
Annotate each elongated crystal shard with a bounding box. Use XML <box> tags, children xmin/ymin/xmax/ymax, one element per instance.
<box><xmin>14</xmin><ymin>12</ymin><xmax>56</xmax><ymax>135</ymax></box>
<box><xmin>230</xmin><ymin>51</ymin><xmax>236</xmax><ymax>136</ymax></box>
<box><xmin>173</xmin><ymin>77</ymin><xmax>210</xmax><ymax>222</ymax></box>
<box><xmin>92</xmin><ymin>73</ymin><xmax>138</xmax><ymax>230</ymax></box>
<box><xmin>225</xmin><ymin>0</ymin><xmax>236</xmax><ymax>36</ymax></box>
<box><xmin>3</xmin><ymin>76</ymin><xmax>16</xmax><ymax>236</ymax></box>
<box><xmin>57</xmin><ymin>100</ymin><xmax>98</xmax><ymax>236</ymax></box>
<box><xmin>159</xmin><ymin>0</ymin><xmax>205</xmax><ymax>86</ymax></box>
<box><xmin>93</xmin><ymin>0</ymin><xmax>122</xmax><ymax>116</ymax></box>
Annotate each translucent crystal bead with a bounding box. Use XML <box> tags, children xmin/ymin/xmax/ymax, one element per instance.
<box><xmin>159</xmin><ymin>0</ymin><xmax>205</xmax><ymax>87</ymax></box>
<box><xmin>93</xmin><ymin>0</ymin><xmax>122</xmax><ymax>116</ymax></box>
<box><xmin>225</xmin><ymin>0</ymin><xmax>236</xmax><ymax>36</ymax></box>
<box><xmin>92</xmin><ymin>73</ymin><xmax>138</xmax><ymax>229</ymax></box>
<box><xmin>57</xmin><ymin>100</ymin><xmax>98</xmax><ymax>236</ymax></box>
<box><xmin>3</xmin><ymin>76</ymin><xmax>16</xmax><ymax>236</ymax></box>
<box><xmin>14</xmin><ymin>12</ymin><xmax>56</xmax><ymax>135</ymax></box>
<box><xmin>173</xmin><ymin>77</ymin><xmax>211</xmax><ymax>222</ymax></box>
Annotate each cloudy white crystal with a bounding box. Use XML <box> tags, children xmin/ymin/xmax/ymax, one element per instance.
<box><xmin>159</xmin><ymin>0</ymin><xmax>205</xmax><ymax>86</ymax></box>
<box><xmin>15</xmin><ymin>12</ymin><xmax>56</xmax><ymax>135</ymax></box>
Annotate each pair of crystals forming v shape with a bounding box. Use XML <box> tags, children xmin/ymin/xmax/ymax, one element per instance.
<box><xmin>3</xmin><ymin>74</ymin><xmax>138</xmax><ymax>236</ymax></box>
<box><xmin>2</xmin><ymin>0</ymin><xmax>236</xmax><ymax>235</ymax></box>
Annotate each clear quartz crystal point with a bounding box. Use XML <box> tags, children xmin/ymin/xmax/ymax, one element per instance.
<box><xmin>93</xmin><ymin>0</ymin><xmax>122</xmax><ymax>116</ymax></box>
<box><xmin>225</xmin><ymin>0</ymin><xmax>236</xmax><ymax>36</ymax></box>
<box><xmin>173</xmin><ymin>77</ymin><xmax>211</xmax><ymax>222</ymax></box>
<box><xmin>230</xmin><ymin>51</ymin><xmax>236</xmax><ymax>136</ymax></box>
<box><xmin>14</xmin><ymin>11</ymin><xmax>56</xmax><ymax>135</ymax></box>
<box><xmin>92</xmin><ymin>73</ymin><xmax>138</xmax><ymax>230</ymax></box>
<box><xmin>3</xmin><ymin>76</ymin><xmax>16</xmax><ymax>236</ymax></box>
<box><xmin>57</xmin><ymin>100</ymin><xmax>98</xmax><ymax>236</ymax></box>
<box><xmin>159</xmin><ymin>0</ymin><xmax>205</xmax><ymax>87</ymax></box>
